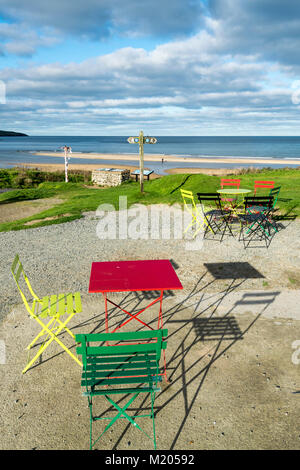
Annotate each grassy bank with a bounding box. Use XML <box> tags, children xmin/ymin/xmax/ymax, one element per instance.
<box><xmin>0</xmin><ymin>167</ymin><xmax>91</xmax><ymax>188</ymax></box>
<box><xmin>0</xmin><ymin>168</ymin><xmax>299</xmax><ymax>232</ymax></box>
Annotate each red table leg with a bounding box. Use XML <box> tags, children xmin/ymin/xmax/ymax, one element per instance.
<box><xmin>101</xmin><ymin>290</ymin><xmax>168</xmax><ymax>381</ymax></box>
<box><xmin>106</xmin><ymin>295</ymin><xmax>163</xmax><ymax>333</ymax></box>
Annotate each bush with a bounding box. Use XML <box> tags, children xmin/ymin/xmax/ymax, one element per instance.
<box><xmin>0</xmin><ymin>167</ymin><xmax>92</xmax><ymax>188</ymax></box>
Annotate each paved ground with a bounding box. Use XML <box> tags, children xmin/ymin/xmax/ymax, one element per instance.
<box><xmin>0</xmin><ymin>206</ymin><xmax>299</xmax><ymax>450</ymax></box>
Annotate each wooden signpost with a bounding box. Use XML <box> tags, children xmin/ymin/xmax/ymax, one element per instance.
<box><xmin>127</xmin><ymin>131</ymin><xmax>157</xmax><ymax>193</ymax></box>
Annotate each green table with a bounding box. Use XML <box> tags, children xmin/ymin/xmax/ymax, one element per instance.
<box><xmin>217</xmin><ymin>188</ymin><xmax>252</xmax><ymax>196</ymax></box>
<box><xmin>217</xmin><ymin>188</ymin><xmax>252</xmax><ymax>228</ymax></box>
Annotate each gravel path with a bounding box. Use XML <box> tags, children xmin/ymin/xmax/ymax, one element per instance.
<box><xmin>1</xmin><ymin>204</ymin><xmax>300</xmax><ymax>322</ymax></box>
<box><xmin>1</xmin><ymin>205</ymin><xmax>300</xmax><ymax>450</ymax></box>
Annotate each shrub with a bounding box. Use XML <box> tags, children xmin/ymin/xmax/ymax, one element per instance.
<box><xmin>0</xmin><ymin>167</ymin><xmax>92</xmax><ymax>188</ymax></box>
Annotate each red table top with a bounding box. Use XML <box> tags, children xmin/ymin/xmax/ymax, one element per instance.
<box><xmin>89</xmin><ymin>259</ymin><xmax>183</xmax><ymax>293</ymax></box>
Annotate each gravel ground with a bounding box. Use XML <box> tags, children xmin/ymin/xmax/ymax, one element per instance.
<box><xmin>1</xmin><ymin>204</ymin><xmax>300</xmax><ymax>322</ymax></box>
<box><xmin>0</xmin><ymin>205</ymin><xmax>299</xmax><ymax>450</ymax></box>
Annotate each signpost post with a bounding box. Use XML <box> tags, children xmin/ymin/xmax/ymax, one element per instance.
<box><xmin>127</xmin><ymin>131</ymin><xmax>157</xmax><ymax>193</ymax></box>
<box><xmin>62</xmin><ymin>145</ymin><xmax>72</xmax><ymax>183</ymax></box>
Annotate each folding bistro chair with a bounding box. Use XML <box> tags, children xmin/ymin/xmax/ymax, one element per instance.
<box><xmin>197</xmin><ymin>192</ymin><xmax>234</xmax><ymax>241</ymax></box>
<box><xmin>11</xmin><ymin>254</ymin><xmax>82</xmax><ymax>374</ymax></box>
<box><xmin>221</xmin><ymin>178</ymin><xmax>241</xmax><ymax>189</ymax></box>
<box><xmin>265</xmin><ymin>186</ymin><xmax>281</xmax><ymax>230</ymax></box>
<box><xmin>239</xmin><ymin>195</ymin><xmax>275</xmax><ymax>246</ymax></box>
<box><xmin>220</xmin><ymin>178</ymin><xmax>241</xmax><ymax>210</ymax></box>
<box><xmin>269</xmin><ymin>186</ymin><xmax>281</xmax><ymax>208</ymax></box>
<box><xmin>76</xmin><ymin>329</ymin><xmax>168</xmax><ymax>450</ymax></box>
<box><xmin>180</xmin><ymin>188</ymin><xmax>213</xmax><ymax>237</ymax></box>
<box><xmin>253</xmin><ymin>180</ymin><xmax>274</xmax><ymax>196</ymax></box>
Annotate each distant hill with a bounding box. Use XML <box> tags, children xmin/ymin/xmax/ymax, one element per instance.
<box><xmin>0</xmin><ymin>130</ymin><xmax>28</xmax><ymax>136</ymax></box>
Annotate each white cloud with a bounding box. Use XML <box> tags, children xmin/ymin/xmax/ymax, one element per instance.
<box><xmin>1</xmin><ymin>0</ymin><xmax>300</xmax><ymax>134</ymax></box>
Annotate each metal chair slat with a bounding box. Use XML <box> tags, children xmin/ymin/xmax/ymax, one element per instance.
<box><xmin>76</xmin><ymin>329</ymin><xmax>168</xmax><ymax>450</ymax></box>
<box><xmin>11</xmin><ymin>254</ymin><xmax>82</xmax><ymax>374</ymax></box>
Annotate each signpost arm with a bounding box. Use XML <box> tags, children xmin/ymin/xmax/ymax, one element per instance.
<box><xmin>127</xmin><ymin>132</ymin><xmax>156</xmax><ymax>193</ymax></box>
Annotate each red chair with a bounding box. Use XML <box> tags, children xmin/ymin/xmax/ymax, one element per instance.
<box><xmin>254</xmin><ymin>180</ymin><xmax>274</xmax><ymax>196</ymax></box>
<box><xmin>221</xmin><ymin>179</ymin><xmax>241</xmax><ymax>190</ymax></box>
<box><xmin>220</xmin><ymin>179</ymin><xmax>241</xmax><ymax>210</ymax></box>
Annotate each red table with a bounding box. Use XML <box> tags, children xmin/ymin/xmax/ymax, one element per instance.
<box><xmin>89</xmin><ymin>259</ymin><xmax>183</xmax><ymax>380</ymax></box>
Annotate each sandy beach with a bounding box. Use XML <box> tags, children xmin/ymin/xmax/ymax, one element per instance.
<box><xmin>21</xmin><ymin>151</ymin><xmax>300</xmax><ymax>178</ymax></box>
<box><xmin>33</xmin><ymin>151</ymin><xmax>300</xmax><ymax>166</ymax></box>
<box><xmin>22</xmin><ymin>162</ymin><xmax>243</xmax><ymax>177</ymax></box>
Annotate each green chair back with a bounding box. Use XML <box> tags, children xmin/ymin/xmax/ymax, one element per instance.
<box><xmin>76</xmin><ymin>329</ymin><xmax>168</xmax><ymax>449</ymax></box>
<box><xmin>269</xmin><ymin>186</ymin><xmax>281</xmax><ymax>208</ymax></box>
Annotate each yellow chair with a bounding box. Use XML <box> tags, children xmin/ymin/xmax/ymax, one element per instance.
<box><xmin>180</xmin><ymin>188</ymin><xmax>213</xmax><ymax>238</ymax></box>
<box><xmin>11</xmin><ymin>254</ymin><xmax>82</xmax><ymax>374</ymax></box>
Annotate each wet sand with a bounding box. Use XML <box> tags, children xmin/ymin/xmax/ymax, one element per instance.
<box><xmin>32</xmin><ymin>151</ymin><xmax>300</xmax><ymax>166</ymax></box>
<box><xmin>22</xmin><ymin>162</ymin><xmax>239</xmax><ymax>177</ymax></box>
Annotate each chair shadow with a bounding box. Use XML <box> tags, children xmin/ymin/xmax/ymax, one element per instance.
<box><xmin>204</xmin><ymin>262</ymin><xmax>265</xmax><ymax>279</ymax></box>
<box><xmin>239</xmin><ymin>218</ymin><xmax>283</xmax><ymax>249</ymax></box>
<box><xmin>103</xmin><ymin>262</ymin><xmax>279</xmax><ymax>450</ymax></box>
<box><xmin>157</xmin><ymin>290</ymin><xmax>280</xmax><ymax>449</ymax></box>
<box><xmin>193</xmin><ymin>316</ymin><xmax>243</xmax><ymax>342</ymax></box>
<box><xmin>273</xmin><ymin>203</ymin><xmax>298</xmax><ymax>224</ymax></box>
<box><xmin>26</xmin><ymin>261</ymin><xmax>280</xmax><ymax>449</ymax></box>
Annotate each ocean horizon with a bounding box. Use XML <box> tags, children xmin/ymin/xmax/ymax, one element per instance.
<box><xmin>1</xmin><ymin>135</ymin><xmax>300</xmax><ymax>174</ymax></box>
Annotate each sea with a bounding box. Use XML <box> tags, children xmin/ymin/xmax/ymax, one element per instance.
<box><xmin>1</xmin><ymin>135</ymin><xmax>300</xmax><ymax>175</ymax></box>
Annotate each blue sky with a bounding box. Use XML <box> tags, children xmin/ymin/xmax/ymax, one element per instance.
<box><xmin>0</xmin><ymin>0</ymin><xmax>300</xmax><ymax>135</ymax></box>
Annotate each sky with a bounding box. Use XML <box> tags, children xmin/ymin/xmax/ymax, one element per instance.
<box><xmin>0</xmin><ymin>0</ymin><xmax>300</xmax><ymax>136</ymax></box>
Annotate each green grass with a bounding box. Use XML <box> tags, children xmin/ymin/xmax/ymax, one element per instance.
<box><xmin>0</xmin><ymin>167</ymin><xmax>91</xmax><ymax>188</ymax></box>
<box><xmin>0</xmin><ymin>168</ymin><xmax>299</xmax><ymax>232</ymax></box>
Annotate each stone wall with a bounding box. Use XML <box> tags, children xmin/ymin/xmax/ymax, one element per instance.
<box><xmin>92</xmin><ymin>168</ymin><xmax>130</xmax><ymax>187</ymax></box>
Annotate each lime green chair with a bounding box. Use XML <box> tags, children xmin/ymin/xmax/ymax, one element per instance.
<box><xmin>11</xmin><ymin>254</ymin><xmax>82</xmax><ymax>374</ymax></box>
<box><xmin>76</xmin><ymin>329</ymin><xmax>168</xmax><ymax>450</ymax></box>
<box><xmin>180</xmin><ymin>188</ymin><xmax>213</xmax><ymax>237</ymax></box>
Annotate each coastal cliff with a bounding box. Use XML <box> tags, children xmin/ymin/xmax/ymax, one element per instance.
<box><xmin>0</xmin><ymin>130</ymin><xmax>28</xmax><ymax>136</ymax></box>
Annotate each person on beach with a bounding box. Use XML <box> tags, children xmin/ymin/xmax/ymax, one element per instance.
<box><xmin>162</xmin><ymin>157</ymin><xmax>164</xmax><ymax>164</ymax></box>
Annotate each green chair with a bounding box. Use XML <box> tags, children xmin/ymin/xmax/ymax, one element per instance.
<box><xmin>11</xmin><ymin>254</ymin><xmax>82</xmax><ymax>374</ymax></box>
<box><xmin>269</xmin><ymin>186</ymin><xmax>281</xmax><ymax>209</ymax></box>
<box><xmin>76</xmin><ymin>329</ymin><xmax>168</xmax><ymax>450</ymax></box>
<box><xmin>267</xmin><ymin>186</ymin><xmax>281</xmax><ymax>231</ymax></box>
<box><xmin>239</xmin><ymin>195</ymin><xmax>275</xmax><ymax>247</ymax></box>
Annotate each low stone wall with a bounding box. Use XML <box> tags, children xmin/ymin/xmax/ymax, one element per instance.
<box><xmin>91</xmin><ymin>168</ymin><xmax>130</xmax><ymax>187</ymax></box>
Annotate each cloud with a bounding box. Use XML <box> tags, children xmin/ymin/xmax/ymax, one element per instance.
<box><xmin>1</xmin><ymin>1</ymin><xmax>300</xmax><ymax>134</ymax></box>
<box><xmin>208</xmin><ymin>0</ymin><xmax>300</xmax><ymax>67</ymax></box>
<box><xmin>0</xmin><ymin>21</ymin><xmax>62</xmax><ymax>56</ymax></box>
<box><xmin>1</xmin><ymin>32</ymin><xmax>296</xmax><ymax>135</ymax></box>
<box><xmin>0</xmin><ymin>0</ymin><xmax>204</xmax><ymax>40</ymax></box>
